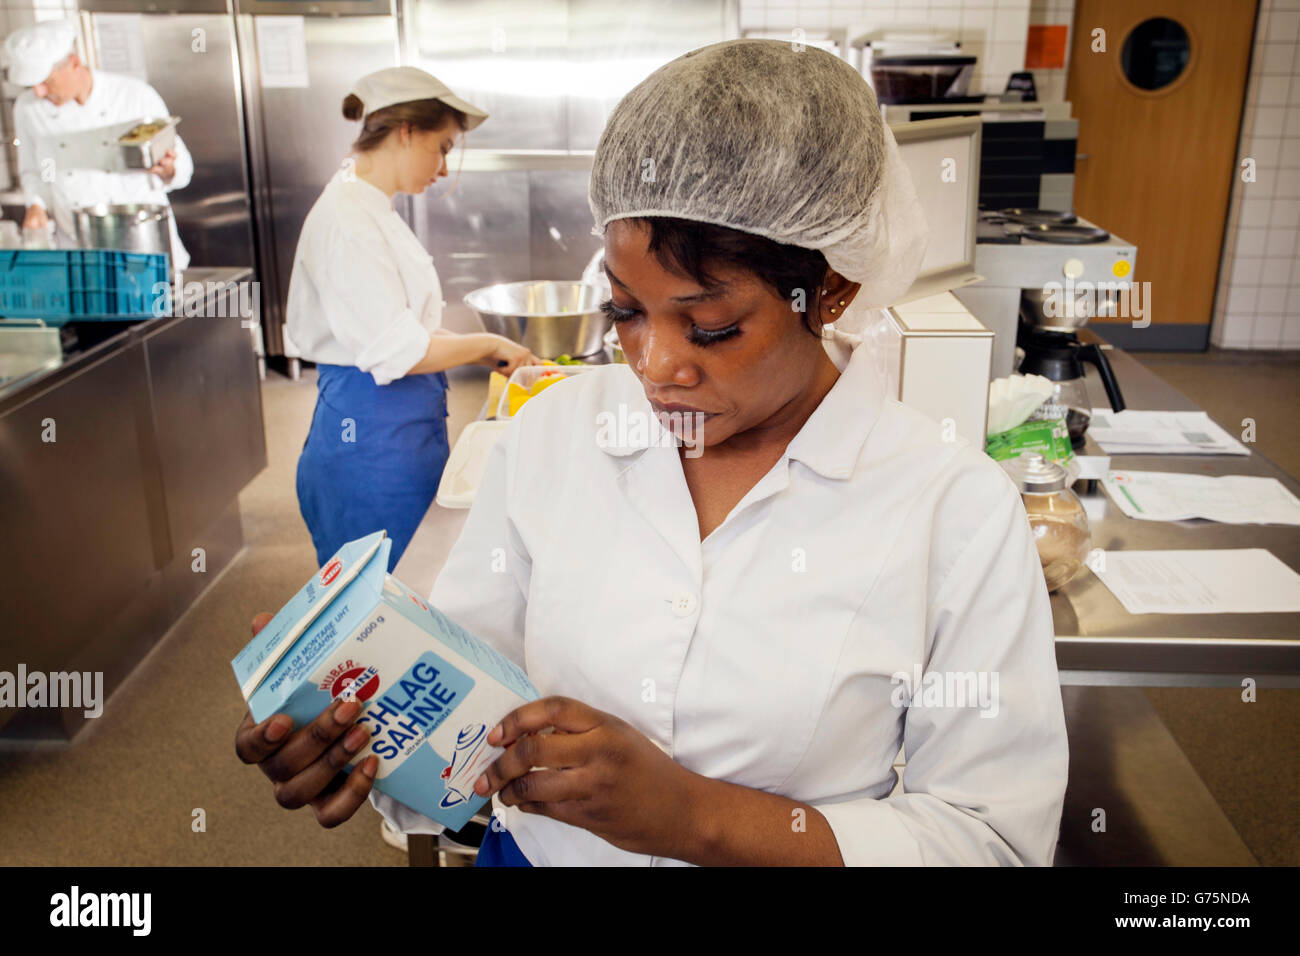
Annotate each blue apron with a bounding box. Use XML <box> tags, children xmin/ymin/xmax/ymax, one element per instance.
<box><xmin>296</xmin><ymin>364</ymin><xmax>450</xmax><ymax>572</ymax></box>
<box><xmin>475</xmin><ymin>823</ymin><xmax>533</xmax><ymax>866</ymax></box>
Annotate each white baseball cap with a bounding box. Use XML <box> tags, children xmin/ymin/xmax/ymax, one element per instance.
<box><xmin>5</xmin><ymin>20</ymin><xmax>78</xmax><ymax>87</ymax></box>
<box><xmin>351</xmin><ymin>66</ymin><xmax>488</xmax><ymax>130</ymax></box>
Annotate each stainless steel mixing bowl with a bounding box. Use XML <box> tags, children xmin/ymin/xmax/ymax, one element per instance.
<box><xmin>464</xmin><ymin>280</ymin><xmax>611</xmax><ymax>359</ymax></box>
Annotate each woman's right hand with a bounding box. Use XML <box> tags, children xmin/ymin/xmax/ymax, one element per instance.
<box><xmin>234</xmin><ymin>612</ymin><xmax>378</xmax><ymax>828</ymax></box>
<box><xmin>484</xmin><ymin>335</ymin><xmax>540</xmax><ymax>377</ymax></box>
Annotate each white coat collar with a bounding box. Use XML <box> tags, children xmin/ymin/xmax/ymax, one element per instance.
<box><xmin>330</xmin><ymin>167</ymin><xmax>395</xmax><ymax>215</ymax></box>
<box><xmin>597</xmin><ymin>327</ymin><xmax>885</xmax><ymax>481</ymax></box>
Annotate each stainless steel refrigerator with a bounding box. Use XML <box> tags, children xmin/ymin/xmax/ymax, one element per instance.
<box><xmin>235</xmin><ymin>0</ymin><xmax>402</xmax><ymax>364</ymax></box>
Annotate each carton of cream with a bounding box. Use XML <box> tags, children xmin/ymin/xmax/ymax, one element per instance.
<box><xmin>231</xmin><ymin>530</ymin><xmax>538</xmax><ymax>830</ymax></box>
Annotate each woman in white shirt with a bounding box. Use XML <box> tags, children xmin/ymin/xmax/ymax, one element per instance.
<box><xmin>288</xmin><ymin>67</ymin><xmax>538</xmax><ymax>572</ymax></box>
<box><xmin>238</xmin><ymin>41</ymin><xmax>1068</xmax><ymax>866</ymax></box>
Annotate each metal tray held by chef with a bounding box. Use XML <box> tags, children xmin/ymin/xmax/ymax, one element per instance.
<box><xmin>117</xmin><ymin>116</ymin><xmax>180</xmax><ymax>170</ymax></box>
<box><xmin>50</xmin><ymin>116</ymin><xmax>180</xmax><ymax>173</ymax></box>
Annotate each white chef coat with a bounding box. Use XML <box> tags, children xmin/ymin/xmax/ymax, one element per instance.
<box><xmin>372</xmin><ymin>328</ymin><xmax>1069</xmax><ymax>866</ymax></box>
<box><xmin>14</xmin><ymin>70</ymin><xmax>193</xmax><ymax>270</ymax></box>
<box><xmin>285</xmin><ymin>169</ymin><xmax>442</xmax><ymax>386</ymax></box>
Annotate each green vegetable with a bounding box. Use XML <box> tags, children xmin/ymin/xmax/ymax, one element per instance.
<box><xmin>555</xmin><ymin>354</ymin><xmax>583</xmax><ymax>365</ymax></box>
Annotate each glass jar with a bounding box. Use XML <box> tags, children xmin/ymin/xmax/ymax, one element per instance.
<box><xmin>999</xmin><ymin>452</ymin><xmax>1092</xmax><ymax>592</ymax></box>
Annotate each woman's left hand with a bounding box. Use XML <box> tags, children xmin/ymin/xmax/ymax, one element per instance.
<box><xmin>474</xmin><ymin>696</ymin><xmax>703</xmax><ymax>859</ymax></box>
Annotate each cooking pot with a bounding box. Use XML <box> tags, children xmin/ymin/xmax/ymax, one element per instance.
<box><xmin>72</xmin><ymin>203</ymin><xmax>172</xmax><ymax>258</ymax></box>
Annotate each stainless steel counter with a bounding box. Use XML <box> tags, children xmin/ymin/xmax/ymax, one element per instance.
<box><xmin>1054</xmin><ymin>333</ymin><xmax>1300</xmax><ymax>687</ymax></box>
<box><xmin>0</xmin><ymin>267</ymin><xmax>256</xmax><ymax>405</ymax></box>
<box><xmin>0</xmin><ymin>266</ymin><xmax>266</xmax><ymax>738</ymax></box>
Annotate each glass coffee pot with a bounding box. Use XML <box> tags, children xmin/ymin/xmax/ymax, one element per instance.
<box><xmin>1017</xmin><ymin>327</ymin><xmax>1126</xmax><ymax>447</ymax></box>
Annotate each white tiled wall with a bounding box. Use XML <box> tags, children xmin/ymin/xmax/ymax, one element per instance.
<box><xmin>739</xmin><ymin>0</ymin><xmax>1033</xmax><ymax>95</ymax></box>
<box><xmin>1213</xmin><ymin>0</ymin><xmax>1300</xmax><ymax>349</ymax></box>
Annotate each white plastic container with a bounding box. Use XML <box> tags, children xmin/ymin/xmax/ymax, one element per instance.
<box><xmin>436</xmin><ymin>420</ymin><xmax>510</xmax><ymax>509</ymax></box>
<box><xmin>858</xmin><ymin>291</ymin><xmax>993</xmax><ymax>445</ymax></box>
<box><xmin>494</xmin><ymin>363</ymin><xmax>600</xmax><ymax>420</ymax></box>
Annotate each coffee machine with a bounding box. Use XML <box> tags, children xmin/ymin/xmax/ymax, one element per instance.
<box><xmin>952</xmin><ymin>203</ymin><xmax>1138</xmax><ymax>380</ymax></box>
<box><xmin>1017</xmin><ymin>275</ymin><xmax>1126</xmax><ymax>448</ymax></box>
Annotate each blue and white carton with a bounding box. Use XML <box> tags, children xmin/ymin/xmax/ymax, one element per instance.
<box><xmin>231</xmin><ymin>531</ymin><xmax>539</xmax><ymax>830</ymax></box>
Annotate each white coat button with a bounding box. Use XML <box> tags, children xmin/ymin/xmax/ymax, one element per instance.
<box><xmin>671</xmin><ymin>593</ymin><xmax>698</xmax><ymax>617</ymax></box>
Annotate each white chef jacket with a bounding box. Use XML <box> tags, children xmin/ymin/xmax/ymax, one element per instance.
<box><xmin>372</xmin><ymin>328</ymin><xmax>1069</xmax><ymax>866</ymax></box>
<box><xmin>14</xmin><ymin>70</ymin><xmax>193</xmax><ymax>270</ymax></box>
<box><xmin>285</xmin><ymin>169</ymin><xmax>442</xmax><ymax>386</ymax></box>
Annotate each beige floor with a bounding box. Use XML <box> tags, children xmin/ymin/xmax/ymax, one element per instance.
<box><xmin>0</xmin><ymin>349</ymin><xmax>1295</xmax><ymax>866</ymax></box>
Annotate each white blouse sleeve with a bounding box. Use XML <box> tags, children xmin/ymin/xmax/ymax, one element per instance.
<box><xmin>310</xmin><ymin>224</ymin><xmax>433</xmax><ymax>386</ymax></box>
<box><xmin>369</xmin><ymin>429</ymin><xmax>532</xmax><ymax>831</ymax></box>
<box><xmin>815</xmin><ymin>479</ymin><xmax>1069</xmax><ymax>866</ymax></box>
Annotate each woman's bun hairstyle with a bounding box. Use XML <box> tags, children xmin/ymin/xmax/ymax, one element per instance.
<box><xmin>342</xmin><ymin>93</ymin><xmax>365</xmax><ymax>121</ymax></box>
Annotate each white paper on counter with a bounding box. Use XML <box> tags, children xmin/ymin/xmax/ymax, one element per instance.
<box><xmin>1087</xmin><ymin>410</ymin><xmax>1250</xmax><ymax>456</ymax></box>
<box><xmin>255</xmin><ymin>16</ymin><xmax>309</xmax><ymax>89</ymax></box>
<box><xmin>1093</xmin><ymin>549</ymin><xmax>1300</xmax><ymax>615</ymax></box>
<box><xmin>1073</xmin><ymin>455</ymin><xmax>1111</xmax><ymax>481</ymax></box>
<box><xmin>1102</xmin><ymin>471</ymin><xmax>1300</xmax><ymax>525</ymax></box>
<box><xmin>93</xmin><ymin>14</ymin><xmax>149</xmax><ymax>81</ymax></box>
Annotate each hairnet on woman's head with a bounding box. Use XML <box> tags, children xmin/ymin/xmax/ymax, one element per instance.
<box><xmin>589</xmin><ymin>38</ymin><xmax>928</xmax><ymax>309</ymax></box>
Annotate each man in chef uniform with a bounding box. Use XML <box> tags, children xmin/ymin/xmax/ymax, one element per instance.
<box><xmin>5</xmin><ymin>20</ymin><xmax>193</xmax><ymax>269</ymax></box>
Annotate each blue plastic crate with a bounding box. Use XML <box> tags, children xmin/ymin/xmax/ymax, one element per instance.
<box><xmin>0</xmin><ymin>249</ymin><xmax>171</xmax><ymax>326</ymax></box>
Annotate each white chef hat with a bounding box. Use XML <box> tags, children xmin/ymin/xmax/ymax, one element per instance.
<box><xmin>350</xmin><ymin>66</ymin><xmax>488</xmax><ymax>131</ymax></box>
<box><xmin>5</xmin><ymin>20</ymin><xmax>78</xmax><ymax>87</ymax></box>
<box><xmin>589</xmin><ymin>39</ymin><xmax>929</xmax><ymax>309</ymax></box>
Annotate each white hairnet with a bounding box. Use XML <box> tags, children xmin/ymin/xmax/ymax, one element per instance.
<box><xmin>589</xmin><ymin>38</ymin><xmax>928</xmax><ymax>309</ymax></box>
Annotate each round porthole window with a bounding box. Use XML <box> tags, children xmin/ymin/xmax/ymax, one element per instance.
<box><xmin>1121</xmin><ymin>17</ymin><xmax>1191</xmax><ymax>91</ymax></box>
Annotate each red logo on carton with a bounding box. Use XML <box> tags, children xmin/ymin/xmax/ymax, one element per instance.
<box><xmin>330</xmin><ymin>666</ymin><xmax>380</xmax><ymax>702</ymax></box>
<box><xmin>320</xmin><ymin>558</ymin><xmax>343</xmax><ymax>587</ymax></box>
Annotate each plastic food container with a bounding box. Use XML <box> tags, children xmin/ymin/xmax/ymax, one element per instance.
<box><xmin>436</xmin><ymin>419</ymin><xmax>510</xmax><ymax>509</ymax></box>
<box><xmin>494</xmin><ymin>363</ymin><xmax>600</xmax><ymax>420</ymax></box>
<box><xmin>0</xmin><ymin>249</ymin><xmax>171</xmax><ymax>324</ymax></box>
<box><xmin>999</xmin><ymin>452</ymin><xmax>1092</xmax><ymax>592</ymax></box>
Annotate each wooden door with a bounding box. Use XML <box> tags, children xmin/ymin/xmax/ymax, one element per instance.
<box><xmin>1067</xmin><ymin>0</ymin><xmax>1257</xmax><ymax>348</ymax></box>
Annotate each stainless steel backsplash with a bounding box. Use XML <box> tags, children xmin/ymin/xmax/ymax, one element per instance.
<box><xmin>406</xmin><ymin>0</ymin><xmax>737</xmax><ymax>332</ymax></box>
